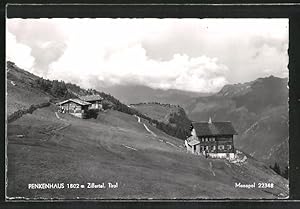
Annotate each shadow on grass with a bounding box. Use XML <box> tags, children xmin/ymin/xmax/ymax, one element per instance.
<box><xmin>85</xmin><ymin>109</ymin><xmax>100</xmax><ymax>119</ymax></box>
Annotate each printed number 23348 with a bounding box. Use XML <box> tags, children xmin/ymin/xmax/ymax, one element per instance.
<box><xmin>258</xmin><ymin>183</ymin><xmax>274</xmax><ymax>188</ymax></box>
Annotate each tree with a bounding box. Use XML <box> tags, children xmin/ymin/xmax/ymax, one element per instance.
<box><xmin>282</xmin><ymin>166</ymin><xmax>289</xmax><ymax>179</ymax></box>
<box><xmin>50</xmin><ymin>80</ymin><xmax>68</xmax><ymax>98</ymax></box>
<box><xmin>270</xmin><ymin>162</ymin><xmax>281</xmax><ymax>176</ymax></box>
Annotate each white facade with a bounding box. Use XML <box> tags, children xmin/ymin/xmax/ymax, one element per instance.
<box><xmin>185</xmin><ymin>140</ymin><xmax>195</xmax><ymax>153</ymax></box>
<box><xmin>191</xmin><ymin>128</ymin><xmax>197</xmax><ymax>136</ymax></box>
<box><xmin>185</xmin><ymin>135</ymin><xmax>201</xmax><ymax>154</ymax></box>
<box><xmin>90</xmin><ymin>102</ymin><xmax>103</xmax><ymax>109</ymax></box>
<box><xmin>185</xmin><ymin>135</ymin><xmax>235</xmax><ymax>159</ymax></box>
<box><xmin>208</xmin><ymin>152</ymin><xmax>235</xmax><ymax>160</ymax></box>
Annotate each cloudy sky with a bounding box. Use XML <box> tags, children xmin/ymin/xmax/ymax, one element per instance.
<box><xmin>6</xmin><ymin>18</ymin><xmax>288</xmax><ymax>93</ymax></box>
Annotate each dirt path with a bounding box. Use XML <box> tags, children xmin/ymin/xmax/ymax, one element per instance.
<box><xmin>122</xmin><ymin>144</ymin><xmax>138</xmax><ymax>151</ymax></box>
<box><xmin>133</xmin><ymin>115</ymin><xmax>182</xmax><ymax>150</ymax></box>
<box><xmin>165</xmin><ymin>141</ymin><xmax>178</xmax><ymax>148</ymax></box>
<box><xmin>134</xmin><ymin>115</ymin><xmax>157</xmax><ymax>137</ymax></box>
<box><xmin>55</xmin><ymin>112</ymin><xmax>61</xmax><ymax>120</ymax></box>
<box><xmin>209</xmin><ymin>161</ymin><xmax>216</xmax><ymax>176</ymax></box>
<box><xmin>142</xmin><ymin>124</ymin><xmax>157</xmax><ymax>137</ymax></box>
<box><xmin>39</xmin><ymin>112</ymin><xmax>71</xmax><ymax>142</ymax></box>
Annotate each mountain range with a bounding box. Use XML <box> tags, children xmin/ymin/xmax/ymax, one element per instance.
<box><xmin>185</xmin><ymin>76</ymin><xmax>289</xmax><ymax>172</ymax></box>
<box><xmin>99</xmin><ymin>84</ymin><xmax>212</xmax><ymax>106</ymax></box>
<box><xmin>112</xmin><ymin>75</ymin><xmax>289</xmax><ymax>173</ymax></box>
<box><xmin>6</xmin><ymin>61</ymin><xmax>289</xmax><ymax>199</ymax></box>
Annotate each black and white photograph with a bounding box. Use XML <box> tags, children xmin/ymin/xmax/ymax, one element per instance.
<box><xmin>6</xmin><ymin>18</ymin><xmax>289</xmax><ymax>199</ymax></box>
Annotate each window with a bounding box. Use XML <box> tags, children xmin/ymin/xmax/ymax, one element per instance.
<box><xmin>205</xmin><ymin>138</ymin><xmax>208</xmax><ymax>142</ymax></box>
<box><xmin>227</xmin><ymin>145</ymin><xmax>232</xmax><ymax>150</ymax></box>
<box><xmin>200</xmin><ymin>146</ymin><xmax>204</xmax><ymax>151</ymax></box>
<box><xmin>218</xmin><ymin>145</ymin><xmax>224</xmax><ymax>150</ymax></box>
<box><xmin>212</xmin><ymin>137</ymin><xmax>215</xmax><ymax>141</ymax></box>
<box><xmin>212</xmin><ymin>145</ymin><xmax>216</xmax><ymax>151</ymax></box>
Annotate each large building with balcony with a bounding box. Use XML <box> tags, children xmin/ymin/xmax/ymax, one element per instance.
<box><xmin>185</xmin><ymin>118</ymin><xmax>237</xmax><ymax>159</ymax></box>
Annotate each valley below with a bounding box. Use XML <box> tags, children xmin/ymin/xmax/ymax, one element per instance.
<box><xmin>6</xmin><ymin>61</ymin><xmax>289</xmax><ymax>200</ymax></box>
<box><xmin>7</xmin><ymin>105</ymin><xmax>288</xmax><ymax>199</ymax></box>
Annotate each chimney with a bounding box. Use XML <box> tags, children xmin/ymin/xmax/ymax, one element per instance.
<box><xmin>208</xmin><ymin>117</ymin><xmax>212</xmax><ymax>124</ymax></box>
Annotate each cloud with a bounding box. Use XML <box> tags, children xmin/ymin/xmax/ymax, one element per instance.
<box><xmin>49</xmin><ymin>43</ymin><xmax>229</xmax><ymax>92</ymax></box>
<box><xmin>6</xmin><ymin>31</ymin><xmax>35</xmax><ymax>70</ymax></box>
<box><xmin>251</xmin><ymin>36</ymin><xmax>288</xmax><ymax>53</ymax></box>
<box><xmin>141</xmin><ymin>19</ymin><xmax>289</xmax><ymax>83</ymax></box>
<box><xmin>6</xmin><ymin>18</ymin><xmax>288</xmax><ymax>92</ymax></box>
<box><xmin>7</xmin><ymin>19</ymin><xmax>67</xmax><ymax>76</ymax></box>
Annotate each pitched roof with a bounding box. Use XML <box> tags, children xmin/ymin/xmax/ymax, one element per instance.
<box><xmin>79</xmin><ymin>95</ymin><xmax>103</xmax><ymax>102</ymax></box>
<box><xmin>186</xmin><ymin>136</ymin><xmax>200</xmax><ymax>146</ymax></box>
<box><xmin>57</xmin><ymin>98</ymin><xmax>91</xmax><ymax>106</ymax></box>
<box><xmin>192</xmin><ymin>121</ymin><xmax>237</xmax><ymax>136</ymax></box>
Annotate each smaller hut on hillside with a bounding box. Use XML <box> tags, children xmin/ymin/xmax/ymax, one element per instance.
<box><xmin>57</xmin><ymin>99</ymin><xmax>91</xmax><ymax>118</ymax></box>
<box><xmin>79</xmin><ymin>95</ymin><xmax>103</xmax><ymax>110</ymax></box>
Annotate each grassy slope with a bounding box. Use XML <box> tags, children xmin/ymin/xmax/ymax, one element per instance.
<box><xmin>184</xmin><ymin>77</ymin><xmax>289</xmax><ymax>171</ymax></box>
<box><xmin>131</xmin><ymin>103</ymin><xmax>179</xmax><ymax>123</ymax></box>
<box><xmin>7</xmin><ymin>65</ymin><xmax>51</xmax><ymax>115</ymax></box>
<box><xmin>6</xmin><ymin>64</ymin><xmax>288</xmax><ymax>199</ymax></box>
<box><xmin>7</xmin><ymin>106</ymin><xmax>288</xmax><ymax>199</ymax></box>
<box><xmin>236</xmin><ymin>106</ymin><xmax>288</xmax><ymax>163</ymax></box>
<box><xmin>130</xmin><ymin>103</ymin><xmax>191</xmax><ymax>134</ymax></box>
